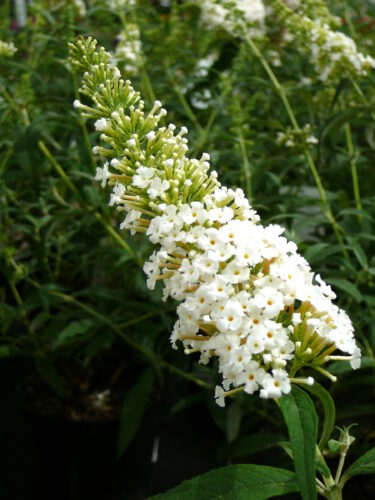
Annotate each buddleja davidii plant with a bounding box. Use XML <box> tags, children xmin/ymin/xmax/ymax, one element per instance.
<box><xmin>69</xmin><ymin>37</ymin><xmax>375</xmax><ymax>500</ymax></box>
<box><xmin>268</xmin><ymin>0</ymin><xmax>375</xmax><ymax>82</ymax></box>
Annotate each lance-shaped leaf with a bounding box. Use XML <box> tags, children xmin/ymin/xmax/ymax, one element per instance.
<box><xmin>304</xmin><ymin>382</ymin><xmax>335</xmax><ymax>450</ymax></box>
<box><xmin>341</xmin><ymin>447</ymin><xmax>375</xmax><ymax>486</ymax></box>
<box><xmin>280</xmin><ymin>386</ymin><xmax>318</xmax><ymax>500</ymax></box>
<box><xmin>117</xmin><ymin>368</ymin><xmax>154</xmax><ymax>458</ymax></box>
<box><xmin>150</xmin><ymin>464</ymin><xmax>299</xmax><ymax>500</ymax></box>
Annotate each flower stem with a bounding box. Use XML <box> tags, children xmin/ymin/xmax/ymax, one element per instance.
<box><xmin>28</xmin><ymin>279</ymin><xmax>211</xmax><ymax>390</ymax></box>
<box><xmin>326</xmin><ymin>486</ymin><xmax>343</xmax><ymax>500</ymax></box>
<box><xmin>192</xmin><ymin>108</ymin><xmax>217</xmax><ymax>157</ymax></box>
<box><xmin>171</xmin><ymin>79</ymin><xmax>204</xmax><ymax>134</ymax></box>
<box><xmin>238</xmin><ymin>128</ymin><xmax>252</xmax><ymax>201</ymax></box>
<box><xmin>39</xmin><ymin>140</ymin><xmax>135</xmax><ymax>258</ymax></box>
<box><xmin>0</xmin><ymin>145</ymin><xmax>13</xmax><ymax>175</ymax></box>
<box><xmin>72</xmin><ymin>73</ymin><xmax>97</xmax><ymax>174</ymax></box>
<box><xmin>335</xmin><ymin>450</ymin><xmax>347</xmax><ymax>484</ymax></box>
<box><xmin>344</xmin><ymin>120</ymin><xmax>362</xmax><ymax>218</ymax></box>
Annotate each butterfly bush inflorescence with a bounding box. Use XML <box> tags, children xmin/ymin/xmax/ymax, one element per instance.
<box><xmin>195</xmin><ymin>0</ymin><xmax>375</xmax><ymax>83</ymax></box>
<box><xmin>69</xmin><ymin>36</ymin><xmax>361</xmax><ymax>407</ymax></box>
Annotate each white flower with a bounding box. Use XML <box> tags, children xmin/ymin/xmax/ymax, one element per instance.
<box><xmin>143</xmin><ymin>252</ymin><xmax>160</xmax><ymax>290</ymax></box>
<box><xmin>221</xmin><ymin>258</ymin><xmax>250</xmax><ymax>284</ymax></box>
<box><xmin>194</xmin><ymin>254</ymin><xmax>220</xmax><ymax>277</ymax></box>
<box><xmin>315</xmin><ymin>274</ymin><xmax>336</xmax><ymax>299</ymax></box>
<box><xmin>180</xmin><ymin>202</ymin><xmax>209</xmax><ymax>225</ymax></box>
<box><xmin>350</xmin><ymin>347</ymin><xmax>361</xmax><ymax>370</ymax></box>
<box><xmin>214</xmin><ymin>299</ymin><xmax>244</xmax><ymax>333</ymax></box>
<box><xmin>147</xmin><ymin>177</ymin><xmax>170</xmax><ymax>199</ymax></box>
<box><xmin>146</xmin><ymin>214</ymin><xmax>176</xmax><ymax>243</ymax></box>
<box><xmin>176</xmin><ymin>304</ymin><xmax>200</xmax><ymax>334</ymax></box>
<box><xmin>273</xmin><ymin>340</ymin><xmax>295</xmax><ymax>361</ymax></box>
<box><xmin>208</xmin><ymin>243</ymin><xmax>236</xmax><ymax>262</ymax></box>
<box><xmin>132</xmin><ymin>166</ymin><xmax>155</xmax><ymax>189</ymax></box>
<box><xmin>186</xmin><ymin>289</ymin><xmax>211</xmax><ymax>315</ymax></box>
<box><xmin>252</xmin><ymin>287</ymin><xmax>284</xmax><ymax>319</ymax></box>
<box><xmin>120</xmin><ymin>209</ymin><xmax>141</xmax><ymax>234</ymax></box>
<box><xmin>215</xmin><ymin>385</ymin><xmax>226</xmax><ymax>407</ymax></box>
<box><xmin>109</xmin><ymin>183</ymin><xmax>125</xmax><ymax>206</ymax></box>
<box><xmin>260</xmin><ymin>370</ymin><xmax>291</xmax><ymax>398</ymax></box>
<box><xmin>247</xmin><ymin>332</ymin><xmax>265</xmax><ymax>354</ymax></box>
<box><xmin>239</xmin><ymin>361</ymin><xmax>265</xmax><ymax>394</ymax></box>
<box><xmin>204</xmin><ymin>275</ymin><xmax>233</xmax><ymax>302</ymax></box>
<box><xmin>207</xmin><ymin>206</ymin><xmax>234</xmax><ymax>224</ymax></box>
<box><xmin>179</xmin><ymin>259</ymin><xmax>199</xmax><ymax>284</ymax></box>
<box><xmin>95</xmin><ymin>162</ymin><xmax>111</xmax><ymax>187</ymax></box>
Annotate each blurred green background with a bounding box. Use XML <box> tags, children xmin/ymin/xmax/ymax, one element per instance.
<box><xmin>1</xmin><ymin>1</ymin><xmax>375</xmax><ymax>498</ymax></box>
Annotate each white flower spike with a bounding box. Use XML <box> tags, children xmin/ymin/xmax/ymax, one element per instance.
<box><xmin>70</xmin><ymin>37</ymin><xmax>361</xmax><ymax>407</ymax></box>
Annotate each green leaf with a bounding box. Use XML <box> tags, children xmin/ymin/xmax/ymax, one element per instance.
<box><xmin>304</xmin><ymin>243</ymin><xmax>343</xmax><ymax>264</ymax></box>
<box><xmin>170</xmin><ymin>392</ymin><xmax>206</xmax><ymax>415</ymax></box>
<box><xmin>315</xmin><ymin>455</ymin><xmax>331</xmax><ymax>479</ymax></box>
<box><xmin>320</xmin><ymin>107</ymin><xmax>369</xmax><ymax>149</ymax></box>
<box><xmin>280</xmin><ymin>387</ymin><xmax>318</xmax><ymax>500</ymax></box>
<box><xmin>304</xmin><ymin>383</ymin><xmax>336</xmax><ymax>450</ymax></box>
<box><xmin>328</xmin><ymin>440</ymin><xmax>342</xmax><ymax>453</ymax></box>
<box><xmin>150</xmin><ymin>464</ymin><xmax>299</xmax><ymax>500</ymax></box>
<box><xmin>117</xmin><ymin>368</ymin><xmax>154</xmax><ymax>458</ymax></box>
<box><xmin>82</xmin><ymin>331</ymin><xmax>114</xmax><ymax>367</ymax></box>
<box><xmin>338</xmin><ymin>208</ymin><xmax>373</xmax><ymax>221</ymax></box>
<box><xmin>36</xmin><ymin>358</ymin><xmax>67</xmax><ymax>397</ymax></box>
<box><xmin>53</xmin><ymin>318</ymin><xmax>94</xmax><ymax>348</ymax></box>
<box><xmin>304</xmin><ymin>243</ymin><xmax>330</xmax><ymax>263</ymax></box>
<box><xmin>326</xmin><ymin>278</ymin><xmax>362</xmax><ymax>303</ymax></box>
<box><xmin>226</xmin><ymin>400</ymin><xmax>243</xmax><ymax>443</ymax></box>
<box><xmin>279</xmin><ymin>441</ymin><xmax>293</xmax><ymax>461</ymax></box>
<box><xmin>342</xmin><ymin>447</ymin><xmax>375</xmax><ymax>485</ymax></box>
<box><xmin>352</xmin><ymin>243</ymin><xmax>367</xmax><ymax>269</ymax></box>
<box><xmin>0</xmin><ymin>345</ymin><xmax>11</xmax><ymax>358</ymax></box>
<box><xmin>217</xmin><ymin>432</ymin><xmax>282</xmax><ymax>462</ymax></box>
<box><xmin>345</xmin><ymin>237</ymin><xmax>368</xmax><ymax>269</ymax></box>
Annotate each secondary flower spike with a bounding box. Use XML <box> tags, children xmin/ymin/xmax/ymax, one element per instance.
<box><xmin>69</xmin><ymin>37</ymin><xmax>361</xmax><ymax>406</ymax></box>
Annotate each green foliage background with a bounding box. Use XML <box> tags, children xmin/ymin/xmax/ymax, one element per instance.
<box><xmin>1</xmin><ymin>0</ymin><xmax>375</xmax><ymax>498</ymax></box>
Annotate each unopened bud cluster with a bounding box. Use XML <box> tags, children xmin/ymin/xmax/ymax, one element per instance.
<box><xmin>276</xmin><ymin>123</ymin><xmax>318</xmax><ymax>150</ymax></box>
<box><xmin>70</xmin><ymin>37</ymin><xmax>360</xmax><ymax>406</ymax></box>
